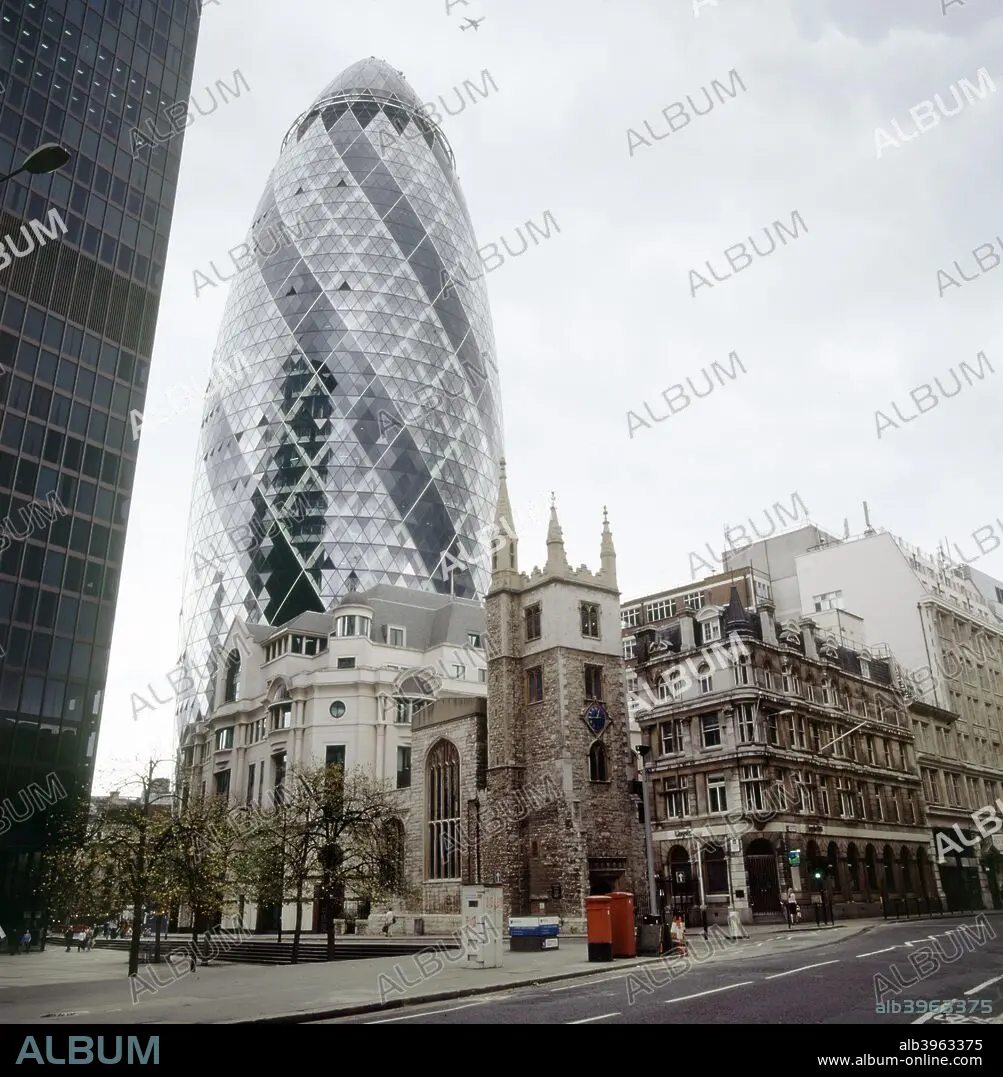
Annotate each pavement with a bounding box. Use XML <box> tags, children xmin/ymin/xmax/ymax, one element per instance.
<box><xmin>0</xmin><ymin>918</ymin><xmax>879</xmax><ymax>1024</ymax></box>
<box><xmin>0</xmin><ymin>912</ymin><xmax>996</xmax><ymax>1025</ymax></box>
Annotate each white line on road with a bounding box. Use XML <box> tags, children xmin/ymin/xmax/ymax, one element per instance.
<box><xmin>966</xmin><ymin>975</ymin><xmax>1003</xmax><ymax>996</ymax></box>
<box><xmin>568</xmin><ymin>1012</ymin><xmax>620</xmax><ymax>1024</ymax></box>
<box><xmin>913</xmin><ymin>1010</ymin><xmax>937</xmax><ymax>1025</ymax></box>
<box><xmin>664</xmin><ymin>982</ymin><xmax>755</xmax><ymax>1005</ymax></box>
<box><xmin>366</xmin><ymin>1001</ymin><xmax>489</xmax><ymax>1023</ymax></box>
<box><xmin>551</xmin><ymin>973</ymin><xmax>629</xmax><ymax>993</ymax></box>
<box><xmin>764</xmin><ymin>960</ymin><xmax>840</xmax><ymax>980</ymax></box>
<box><xmin>856</xmin><ymin>947</ymin><xmax>898</xmax><ymax>958</ymax></box>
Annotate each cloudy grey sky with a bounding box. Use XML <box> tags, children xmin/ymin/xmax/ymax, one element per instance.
<box><xmin>94</xmin><ymin>0</ymin><xmax>1003</xmax><ymax>790</ymax></box>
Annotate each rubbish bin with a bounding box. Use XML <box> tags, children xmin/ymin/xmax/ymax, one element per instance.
<box><xmin>637</xmin><ymin>915</ymin><xmax>661</xmax><ymax>955</ymax></box>
<box><xmin>509</xmin><ymin>916</ymin><xmax>561</xmax><ymax>952</ymax></box>
<box><xmin>585</xmin><ymin>896</ymin><xmax>613</xmax><ymax>962</ymax></box>
<box><xmin>608</xmin><ymin>892</ymin><xmax>636</xmax><ymax>958</ymax></box>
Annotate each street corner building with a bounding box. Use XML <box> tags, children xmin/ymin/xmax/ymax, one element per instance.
<box><xmin>177</xmin><ymin>57</ymin><xmax>504</xmax><ymax>731</ymax></box>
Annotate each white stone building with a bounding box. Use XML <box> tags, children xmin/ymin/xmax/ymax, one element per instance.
<box><xmin>176</xmin><ymin>583</ymin><xmax>489</xmax><ymax>932</ymax></box>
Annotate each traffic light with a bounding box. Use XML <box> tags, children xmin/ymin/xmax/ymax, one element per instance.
<box><xmin>812</xmin><ymin>868</ymin><xmax>824</xmax><ymax>881</ymax></box>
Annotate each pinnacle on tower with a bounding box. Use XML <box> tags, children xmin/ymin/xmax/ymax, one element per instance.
<box><xmin>600</xmin><ymin>505</ymin><xmax>617</xmax><ymax>587</ymax></box>
<box><xmin>491</xmin><ymin>457</ymin><xmax>518</xmax><ymax>575</ymax></box>
<box><xmin>544</xmin><ymin>493</ymin><xmax>571</xmax><ymax>575</ymax></box>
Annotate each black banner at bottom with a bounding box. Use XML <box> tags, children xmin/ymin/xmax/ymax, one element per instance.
<box><xmin>5</xmin><ymin>1023</ymin><xmax>1001</xmax><ymax>1066</ymax></box>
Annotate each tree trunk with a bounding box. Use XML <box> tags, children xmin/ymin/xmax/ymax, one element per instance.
<box><xmin>292</xmin><ymin>880</ymin><xmax>304</xmax><ymax>964</ymax></box>
<box><xmin>153</xmin><ymin>912</ymin><xmax>162</xmax><ymax>964</ymax></box>
<box><xmin>325</xmin><ymin>887</ymin><xmax>335</xmax><ymax>962</ymax></box>
<box><xmin>127</xmin><ymin>826</ymin><xmax>147</xmax><ymax>978</ymax></box>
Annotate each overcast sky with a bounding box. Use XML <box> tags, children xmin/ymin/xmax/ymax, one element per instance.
<box><xmin>93</xmin><ymin>0</ymin><xmax>1003</xmax><ymax>791</ymax></box>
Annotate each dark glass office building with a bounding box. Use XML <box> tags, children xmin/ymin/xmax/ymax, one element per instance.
<box><xmin>0</xmin><ymin>0</ymin><xmax>202</xmax><ymax>933</ymax></box>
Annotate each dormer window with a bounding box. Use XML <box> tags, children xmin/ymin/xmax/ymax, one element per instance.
<box><xmin>335</xmin><ymin>614</ymin><xmax>371</xmax><ymax>638</ymax></box>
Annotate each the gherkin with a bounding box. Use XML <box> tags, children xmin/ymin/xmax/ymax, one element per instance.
<box><xmin>177</xmin><ymin>58</ymin><xmax>504</xmax><ymax>730</ymax></box>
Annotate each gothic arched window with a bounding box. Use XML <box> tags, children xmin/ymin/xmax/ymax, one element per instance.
<box><xmin>589</xmin><ymin>742</ymin><xmax>608</xmax><ymax>783</ymax></box>
<box><xmin>224</xmin><ymin>649</ymin><xmax>241</xmax><ymax>703</ymax></box>
<box><xmin>426</xmin><ymin>740</ymin><xmax>460</xmax><ymax>880</ymax></box>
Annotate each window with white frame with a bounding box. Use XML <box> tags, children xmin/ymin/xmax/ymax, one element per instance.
<box><xmin>872</xmin><ymin>784</ymin><xmax>884</xmax><ymax>821</ymax></box>
<box><xmin>623</xmin><ymin>636</ymin><xmax>636</xmax><ymax>660</ymax></box>
<box><xmin>741</xmin><ymin>764</ymin><xmax>766</xmax><ymax>812</ymax></box>
<box><xmin>831</xmin><ymin>724</ymin><xmax>846</xmax><ymax>758</ymax></box>
<box><xmin>812</xmin><ymin>590</ymin><xmax>844</xmax><ymax>612</ymax></box>
<box><xmin>702</xmin><ymin>619</ymin><xmax>722</xmax><ymax>643</ymax></box>
<box><xmin>707</xmin><ymin>773</ymin><xmax>728</xmax><ymax>813</ymax></box>
<box><xmin>626</xmin><ymin>671</ymin><xmax>638</xmax><ymax>694</ymax></box>
<box><xmin>836</xmin><ymin>777</ymin><xmax>855</xmax><ymax>818</ymax></box>
<box><xmin>701</xmin><ymin>713</ymin><xmax>721</xmax><ymax>748</ymax></box>
<box><xmin>821</xmin><ymin>678</ymin><xmax>832</xmax><ymax>705</ymax></box>
<box><xmin>657</xmin><ymin>678</ymin><xmax>672</xmax><ymax>702</ymax></box>
<box><xmin>478</xmin><ymin>668</ymin><xmax>487</xmax><ymax>683</ymax></box>
<box><xmin>622</xmin><ymin>606</ymin><xmax>641</xmax><ymax>629</ymax></box>
<box><xmin>888</xmin><ymin>788</ymin><xmax>900</xmax><ymax>822</ymax></box>
<box><xmin>736</xmin><ymin>703</ymin><xmax>756</xmax><ymax>743</ymax></box>
<box><xmin>793</xmin><ymin>716</ymin><xmax>807</xmax><ymax>750</ymax></box>
<box><xmin>818</xmin><ymin>776</ymin><xmax>830</xmax><ymax>816</ymax></box>
<box><xmin>660</xmin><ymin>719</ymin><xmax>683</xmax><ymax>755</ymax></box>
<box><xmin>388</xmin><ymin>626</ymin><xmax>405</xmax><ymax>647</ymax></box>
<box><xmin>698</xmin><ymin>664</ymin><xmax>713</xmax><ymax>693</ymax></box>
<box><xmin>795</xmin><ymin>771</ymin><xmax>814</xmax><ymax>813</ymax></box>
<box><xmin>452</xmin><ymin>664</ymin><xmax>465</xmax><ymax>680</ymax></box>
<box><xmin>664</xmin><ymin>776</ymin><xmax>689</xmax><ymax>818</ymax></box>
<box><xmin>644</xmin><ymin>598</ymin><xmax>675</xmax><ymax>623</ymax></box>
<box><xmin>216</xmin><ymin>727</ymin><xmax>234</xmax><ymax>751</ymax></box>
<box><xmin>467</xmin><ymin>632</ymin><xmax>482</xmax><ymax>649</ymax></box>
<box><xmin>782</xmin><ymin>667</ymin><xmax>800</xmax><ymax>695</ymax></box>
<box><xmin>682</xmin><ymin>591</ymin><xmax>705</xmax><ymax>611</ymax></box>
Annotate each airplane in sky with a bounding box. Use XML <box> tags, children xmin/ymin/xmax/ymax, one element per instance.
<box><xmin>460</xmin><ymin>17</ymin><xmax>485</xmax><ymax>31</ymax></box>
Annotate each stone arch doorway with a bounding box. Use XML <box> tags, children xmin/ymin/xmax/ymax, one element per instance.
<box><xmin>882</xmin><ymin>844</ymin><xmax>897</xmax><ymax>898</ymax></box>
<box><xmin>666</xmin><ymin>845</ymin><xmax>694</xmax><ymax>918</ymax></box>
<box><xmin>865</xmin><ymin>844</ymin><xmax>878</xmax><ymax>895</ymax></box>
<box><xmin>745</xmin><ymin>837</ymin><xmax>782</xmax><ymax>919</ymax></box>
<box><xmin>846</xmin><ymin>843</ymin><xmax>860</xmax><ymax>894</ymax></box>
<box><xmin>916</xmin><ymin>847</ymin><xmax>931</xmax><ymax>899</ymax></box>
<box><xmin>900</xmin><ymin>846</ymin><xmax>913</xmax><ymax>897</ymax></box>
<box><xmin>826</xmin><ymin>841</ymin><xmax>840</xmax><ymax>895</ymax></box>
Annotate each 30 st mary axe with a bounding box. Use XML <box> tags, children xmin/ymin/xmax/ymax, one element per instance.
<box><xmin>0</xmin><ymin>0</ymin><xmax>203</xmax><ymax>928</ymax></box>
<box><xmin>177</xmin><ymin>58</ymin><xmax>504</xmax><ymax>729</ymax></box>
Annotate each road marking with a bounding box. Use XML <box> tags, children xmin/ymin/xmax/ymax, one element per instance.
<box><xmin>664</xmin><ymin>981</ymin><xmax>755</xmax><ymax>1005</ymax></box>
<box><xmin>965</xmin><ymin>975</ymin><xmax>1003</xmax><ymax>996</ymax></box>
<box><xmin>857</xmin><ymin>947</ymin><xmax>898</xmax><ymax>958</ymax></box>
<box><xmin>551</xmin><ymin>973</ymin><xmax>629</xmax><ymax>993</ymax></box>
<box><xmin>913</xmin><ymin>1010</ymin><xmax>937</xmax><ymax>1025</ymax></box>
<box><xmin>764</xmin><ymin>959</ymin><xmax>839</xmax><ymax>980</ymax></box>
<box><xmin>568</xmin><ymin>1012</ymin><xmax>620</xmax><ymax>1024</ymax></box>
<box><xmin>366</xmin><ymin>1001</ymin><xmax>489</xmax><ymax>1023</ymax></box>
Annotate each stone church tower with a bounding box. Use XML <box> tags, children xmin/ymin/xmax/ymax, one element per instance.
<box><xmin>482</xmin><ymin>462</ymin><xmax>647</xmax><ymax>929</ymax></box>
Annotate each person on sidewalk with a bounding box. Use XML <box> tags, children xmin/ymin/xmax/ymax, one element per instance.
<box><xmin>85</xmin><ymin>927</ymin><xmax>94</xmax><ymax>951</ymax></box>
<box><xmin>64</xmin><ymin>927</ymin><xmax>73</xmax><ymax>952</ymax></box>
<box><xmin>785</xmin><ymin>890</ymin><xmax>798</xmax><ymax>927</ymax></box>
<box><xmin>382</xmin><ymin>908</ymin><xmax>395</xmax><ymax>936</ymax></box>
<box><xmin>19</xmin><ymin>928</ymin><xmax>31</xmax><ymax>954</ymax></box>
<box><xmin>76</xmin><ymin>929</ymin><xmax>87</xmax><ymax>953</ymax></box>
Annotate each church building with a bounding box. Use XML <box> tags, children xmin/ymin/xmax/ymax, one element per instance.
<box><xmin>404</xmin><ymin>462</ymin><xmax>647</xmax><ymax>930</ymax></box>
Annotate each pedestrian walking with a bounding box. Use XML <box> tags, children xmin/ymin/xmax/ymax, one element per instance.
<box><xmin>64</xmin><ymin>927</ymin><xmax>73</xmax><ymax>952</ymax></box>
<box><xmin>85</xmin><ymin>927</ymin><xmax>94</xmax><ymax>951</ymax></box>
<box><xmin>76</xmin><ymin>929</ymin><xmax>87</xmax><ymax>953</ymax></box>
<box><xmin>785</xmin><ymin>889</ymin><xmax>798</xmax><ymax>927</ymax></box>
<box><xmin>382</xmin><ymin>908</ymin><xmax>395</xmax><ymax>936</ymax></box>
<box><xmin>19</xmin><ymin>928</ymin><xmax>32</xmax><ymax>954</ymax></box>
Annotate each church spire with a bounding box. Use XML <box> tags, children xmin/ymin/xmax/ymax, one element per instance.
<box><xmin>491</xmin><ymin>458</ymin><xmax>518</xmax><ymax>577</ymax></box>
<box><xmin>599</xmin><ymin>505</ymin><xmax>617</xmax><ymax>587</ymax></box>
<box><xmin>545</xmin><ymin>492</ymin><xmax>570</xmax><ymax>575</ymax></box>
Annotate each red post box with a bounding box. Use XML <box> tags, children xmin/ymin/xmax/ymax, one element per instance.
<box><xmin>608</xmin><ymin>892</ymin><xmax>636</xmax><ymax>958</ymax></box>
<box><xmin>585</xmin><ymin>895</ymin><xmax>613</xmax><ymax>962</ymax></box>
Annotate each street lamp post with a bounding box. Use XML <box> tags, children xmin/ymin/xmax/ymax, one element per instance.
<box><xmin>635</xmin><ymin>745</ymin><xmax>658</xmax><ymax>916</ymax></box>
<box><xmin>0</xmin><ymin>142</ymin><xmax>71</xmax><ymax>187</ymax></box>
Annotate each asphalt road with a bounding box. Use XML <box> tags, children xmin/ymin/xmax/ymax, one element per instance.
<box><xmin>319</xmin><ymin>917</ymin><xmax>1003</xmax><ymax>1025</ymax></box>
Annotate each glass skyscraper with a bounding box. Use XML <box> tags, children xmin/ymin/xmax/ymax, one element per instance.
<box><xmin>177</xmin><ymin>57</ymin><xmax>504</xmax><ymax>730</ymax></box>
<box><xmin>0</xmin><ymin>0</ymin><xmax>202</xmax><ymax>932</ymax></box>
